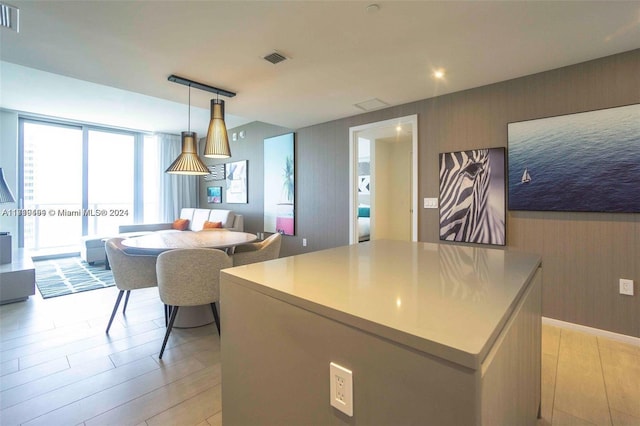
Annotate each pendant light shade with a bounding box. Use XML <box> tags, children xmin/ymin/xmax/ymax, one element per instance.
<box><xmin>204</xmin><ymin>99</ymin><xmax>231</xmax><ymax>158</ymax></box>
<box><xmin>165</xmin><ymin>81</ymin><xmax>211</xmax><ymax>175</ymax></box>
<box><xmin>0</xmin><ymin>168</ymin><xmax>16</xmax><ymax>204</ymax></box>
<box><xmin>165</xmin><ymin>132</ymin><xmax>210</xmax><ymax>175</ymax></box>
<box><xmin>166</xmin><ymin>74</ymin><xmax>235</xmax><ymax>166</ymax></box>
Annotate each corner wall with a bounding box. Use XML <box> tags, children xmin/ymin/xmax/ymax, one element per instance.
<box><xmin>211</xmin><ymin>49</ymin><xmax>639</xmax><ymax>337</ymax></box>
<box><xmin>0</xmin><ymin>110</ymin><xmax>19</xmax><ymax>248</ymax></box>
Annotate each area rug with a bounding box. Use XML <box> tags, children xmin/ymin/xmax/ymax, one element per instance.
<box><xmin>34</xmin><ymin>257</ymin><xmax>115</xmax><ymax>299</ymax></box>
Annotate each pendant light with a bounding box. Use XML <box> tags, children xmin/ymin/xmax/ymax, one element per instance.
<box><xmin>167</xmin><ymin>74</ymin><xmax>236</xmax><ymax>160</ymax></box>
<box><xmin>204</xmin><ymin>96</ymin><xmax>231</xmax><ymax>158</ymax></box>
<box><xmin>165</xmin><ymin>84</ymin><xmax>210</xmax><ymax>175</ymax></box>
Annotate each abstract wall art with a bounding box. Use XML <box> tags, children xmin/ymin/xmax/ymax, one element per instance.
<box><xmin>225</xmin><ymin>160</ymin><xmax>247</xmax><ymax>204</ymax></box>
<box><xmin>207</xmin><ymin>186</ymin><xmax>222</xmax><ymax>204</ymax></box>
<box><xmin>204</xmin><ymin>164</ymin><xmax>225</xmax><ymax>182</ymax></box>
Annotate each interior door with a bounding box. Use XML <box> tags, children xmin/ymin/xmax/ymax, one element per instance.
<box><xmin>349</xmin><ymin>115</ymin><xmax>418</xmax><ymax>245</ymax></box>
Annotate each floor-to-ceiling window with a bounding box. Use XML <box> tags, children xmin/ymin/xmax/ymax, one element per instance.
<box><xmin>20</xmin><ymin>118</ymin><xmax>160</xmax><ymax>255</ymax></box>
<box><xmin>87</xmin><ymin>129</ymin><xmax>135</xmax><ymax>236</ymax></box>
<box><xmin>22</xmin><ymin>121</ymin><xmax>83</xmax><ymax>252</ymax></box>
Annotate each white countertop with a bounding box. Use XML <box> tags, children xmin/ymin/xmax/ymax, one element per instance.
<box><xmin>221</xmin><ymin>240</ymin><xmax>541</xmax><ymax>369</ymax></box>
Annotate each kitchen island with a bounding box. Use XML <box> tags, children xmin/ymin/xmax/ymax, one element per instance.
<box><xmin>220</xmin><ymin>240</ymin><xmax>542</xmax><ymax>425</ymax></box>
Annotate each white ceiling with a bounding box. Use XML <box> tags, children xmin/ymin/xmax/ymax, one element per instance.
<box><xmin>1</xmin><ymin>1</ymin><xmax>639</xmax><ymax>135</ymax></box>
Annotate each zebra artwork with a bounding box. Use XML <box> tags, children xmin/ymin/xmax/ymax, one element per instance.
<box><xmin>439</xmin><ymin>148</ymin><xmax>506</xmax><ymax>245</ymax></box>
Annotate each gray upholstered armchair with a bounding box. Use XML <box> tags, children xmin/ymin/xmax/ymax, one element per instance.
<box><xmin>231</xmin><ymin>232</ymin><xmax>282</xmax><ymax>266</ymax></box>
<box><xmin>104</xmin><ymin>238</ymin><xmax>158</xmax><ymax>334</ymax></box>
<box><xmin>156</xmin><ymin>248</ymin><xmax>232</xmax><ymax>359</ymax></box>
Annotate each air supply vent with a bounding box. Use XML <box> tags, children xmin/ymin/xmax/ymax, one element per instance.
<box><xmin>354</xmin><ymin>98</ymin><xmax>389</xmax><ymax>112</ymax></box>
<box><xmin>263</xmin><ymin>51</ymin><xmax>287</xmax><ymax>65</ymax></box>
<box><xmin>0</xmin><ymin>2</ymin><xmax>19</xmax><ymax>32</ymax></box>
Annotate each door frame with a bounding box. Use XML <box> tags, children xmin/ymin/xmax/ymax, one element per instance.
<box><xmin>348</xmin><ymin>114</ymin><xmax>418</xmax><ymax>244</ymax></box>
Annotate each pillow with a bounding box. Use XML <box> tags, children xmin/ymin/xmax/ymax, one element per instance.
<box><xmin>203</xmin><ymin>220</ymin><xmax>223</xmax><ymax>229</ymax></box>
<box><xmin>358</xmin><ymin>206</ymin><xmax>370</xmax><ymax>218</ymax></box>
<box><xmin>172</xmin><ymin>218</ymin><xmax>190</xmax><ymax>231</ymax></box>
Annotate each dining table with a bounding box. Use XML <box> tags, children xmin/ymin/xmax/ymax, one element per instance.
<box><xmin>120</xmin><ymin>229</ymin><xmax>258</xmax><ymax>255</ymax></box>
<box><xmin>120</xmin><ymin>229</ymin><xmax>258</xmax><ymax>328</ymax></box>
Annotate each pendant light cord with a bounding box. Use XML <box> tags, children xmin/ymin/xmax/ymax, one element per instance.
<box><xmin>188</xmin><ymin>85</ymin><xmax>191</xmax><ymax>132</ymax></box>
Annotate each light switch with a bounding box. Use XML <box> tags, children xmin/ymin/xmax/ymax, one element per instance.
<box><xmin>424</xmin><ymin>198</ymin><xmax>438</xmax><ymax>209</ymax></box>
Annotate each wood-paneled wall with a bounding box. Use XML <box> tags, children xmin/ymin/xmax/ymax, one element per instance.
<box><xmin>202</xmin><ymin>49</ymin><xmax>640</xmax><ymax>337</ymax></box>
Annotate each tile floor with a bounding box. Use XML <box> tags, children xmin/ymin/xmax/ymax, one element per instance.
<box><xmin>0</xmin><ymin>285</ymin><xmax>638</xmax><ymax>425</ymax></box>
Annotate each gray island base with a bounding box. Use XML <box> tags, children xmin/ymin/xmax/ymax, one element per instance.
<box><xmin>221</xmin><ymin>240</ymin><xmax>542</xmax><ymax>425</ymax></box>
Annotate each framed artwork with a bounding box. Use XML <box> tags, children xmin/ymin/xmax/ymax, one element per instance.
<box><xmin>264</xmin><ymin>132</ymin><xmax>295</xmax><ymax>235</ymax></box>
<box><xmin>358</xmin><ymin>175</ymin><xmax>370</xmax><ymax>194</ymax></box>
<box><xmin>207</xmin><ymin>186</ymin><xmax>222</xmax><ymax>204</ymax></box>
<box><xmin>508</xmin><ymin>103</ymin><xmax>640</xmax><ymax>212</ymax></box>
<box><xmin>225</xmin><ymin>160</ymin><xmax>248</xmax><ymax>204</ymax></box>
<box><xmin>439</xmin><ymin>147</ymin><xmax>506</xmax><ymax>246</ymax></box>
<box><xmin>204</xmin><ymin>164</ymin><xmax>225</xmax><ymax>181</ymax></box>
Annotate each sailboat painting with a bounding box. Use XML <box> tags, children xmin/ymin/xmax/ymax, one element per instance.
<box><xmin>508</xmin><ymin>103</ymin><xmax>640</xmax><ymax>212</ymax></box>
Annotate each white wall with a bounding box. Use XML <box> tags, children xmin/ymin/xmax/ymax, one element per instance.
<box><xmin>0</xmin><ymin>110</ymin><xmax>19</xmax><ymax>249</ymax></box>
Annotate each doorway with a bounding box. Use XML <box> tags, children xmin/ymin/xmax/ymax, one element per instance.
<box><xmin>349</xmin><ymin>115</ymin><xmax>418</xmax><ymax>244</ymax></box>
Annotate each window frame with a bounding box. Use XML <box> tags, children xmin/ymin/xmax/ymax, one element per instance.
<box><xmin>18</xmin><ymin>116</ymin><xmax>153</xmax><ymax>250</ymax></box>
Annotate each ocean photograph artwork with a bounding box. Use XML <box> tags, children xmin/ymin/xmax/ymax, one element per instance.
<box><xmin>508</xmin><ymin>104</ymin><xmax>640</xmax><ymax>213</ymax></box>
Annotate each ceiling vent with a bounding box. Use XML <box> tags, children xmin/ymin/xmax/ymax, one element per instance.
<box><xmin>263</xmin><ymin>51</ymin><xmax>287</xmax><ymax>65</ymax></box>
<box><xmin>354</xmin><ymin>98</ymin><xmax>389</xmax><ymax>112</ymax></box>
<box><xmin>0</xmin><ymin>2</ymin><xmax>19</xmax><ymax>32</ymax></box>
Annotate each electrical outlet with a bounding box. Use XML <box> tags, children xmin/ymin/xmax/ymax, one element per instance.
<box><xmin>619</xmin><ymin>278</ymin><xmax>634</xmax><ymax>296</ymax></box>
<box><xmin>302</xmin><ymin>238</ymin><xmax>307</xmax><ymax>247</ymax></box>
<box><xmin>329</xmin><ymin>362</ymin><xmax>353</xmax><ymax>416</ymax></box>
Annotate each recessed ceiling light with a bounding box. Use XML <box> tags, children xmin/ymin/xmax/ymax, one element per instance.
<box><xmin>433</xmin><ymin>69</ymin><xmax>445</xmax><ymax>79</ymax></box>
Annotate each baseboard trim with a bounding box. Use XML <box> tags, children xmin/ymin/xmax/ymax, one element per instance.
<box><xmin>31</xmin><ymin>251</ymin><xmax>80</xmax><ymax>261</ymax></box>
<box><xmin>542</xmin><ymin>317</ymin><xmax>640</xmax><ymax>347</ymax></box>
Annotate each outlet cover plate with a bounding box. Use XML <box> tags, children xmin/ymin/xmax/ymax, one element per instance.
<box><xmin>619</xmin><ymin>278</ymin><xmax>634</xmax><ymax>296</ymax></box>
<box><xmin>423</xmin><ymin>197</ymin><xmax>438</xmax><ymax>209</ymax></box>
<box><xmin>330</xmin><ymin>362</ymin><xmax>353</xmax><ymax>416</ymax></box>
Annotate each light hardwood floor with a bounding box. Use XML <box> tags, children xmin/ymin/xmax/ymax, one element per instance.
<box><xmin>1</xmin><ymin>286</ymin><xmax>638</xmax><ymax>425</ymax></box>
